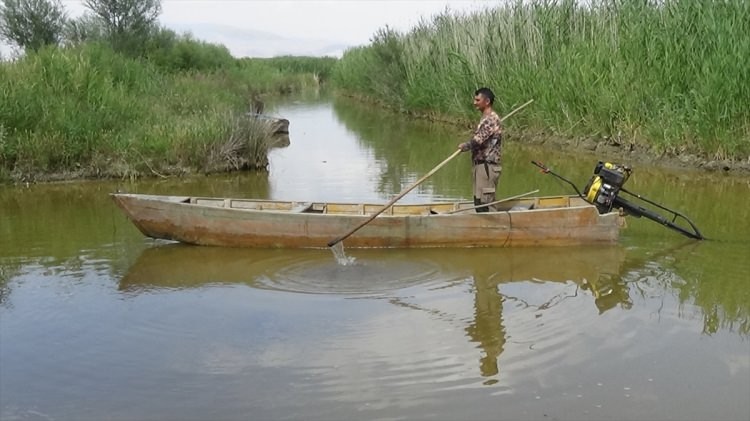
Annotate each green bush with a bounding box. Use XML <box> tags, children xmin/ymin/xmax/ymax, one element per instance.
<box><xmin>143</xmin><ymin>28</ymin><xmax>235</xmax><ymax>72</ymax></box>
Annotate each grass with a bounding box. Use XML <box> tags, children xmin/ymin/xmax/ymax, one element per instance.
<box><xmin>0</xmin><ymin>42</ymin><xmax>332</xmax><ymax>181</ymax></box>
<box><xmin>332</xmin><ymin>0</ymin><xmax>750</xmax><ymax>160</ymax></box>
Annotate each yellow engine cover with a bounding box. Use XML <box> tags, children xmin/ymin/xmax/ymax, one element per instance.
<box><xmin>586</xmin><ymin>176</ymin><xmax>603</xmax><ymax>202</ymax></box>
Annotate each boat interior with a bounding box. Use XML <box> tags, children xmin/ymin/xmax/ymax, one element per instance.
<box><xmin>183</xmin><ymin>196</ymin><xmax>589</xmax><ymax>216</ymax></box>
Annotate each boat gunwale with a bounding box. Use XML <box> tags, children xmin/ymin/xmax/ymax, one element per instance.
<box><xmin>111</xmin><ymin>193</ymin><xmax>606</xmax><ymax>218</ymax></box>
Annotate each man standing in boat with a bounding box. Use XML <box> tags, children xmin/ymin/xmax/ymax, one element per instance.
<box><xmin>458</xmin><ymin>87</ymin><xmax>503</xmax><ymax>212</ymax></box>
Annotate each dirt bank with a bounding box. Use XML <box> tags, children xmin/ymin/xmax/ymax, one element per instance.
<box><xmin>513</xmin><ymin>129</ymin><xmax>750</xmax><ymax>176</ymax></box>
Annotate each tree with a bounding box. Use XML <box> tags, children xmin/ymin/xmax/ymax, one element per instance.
<box><xmin>64</xmin><ymin>12</ymin><xmax>106</xmax><ymax>46</ymax></box>
<box><xmin>0</xmin><ymin>0</ymin><xmax>67</xmax><ymax>51</ymax></box>
<box><xmin>82</xmin><ymin>0</ymin><xmax>161</xmax><ymax>53</ymax></box>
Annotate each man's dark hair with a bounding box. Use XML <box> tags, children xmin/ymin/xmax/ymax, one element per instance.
<box><xmin>475</xmin><ymin>87</ymin><xmax>495</xmax><ymax>105</ymax></box>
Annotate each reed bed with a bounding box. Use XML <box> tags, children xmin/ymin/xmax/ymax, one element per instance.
<box><xmin>0</xmin><ymin>43</ymin><xmax>330</xmax><ymax>181</ymax></box>
<box><xmin>333</xmin><ymin>0</ymin><xmax>750</xmax><ymax>159</ymax></box>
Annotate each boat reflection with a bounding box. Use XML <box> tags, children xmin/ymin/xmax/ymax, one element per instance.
<box><xmin>120</xmin><ymin>245</ymin><xmax>627</xmax><ymax>299</ymax></box>
<box><xmin>119</xmin><ymin>245</ymin><xmax>461</xmax><ymax>295</ymax></box>
<box><xmin>120</xmin><ymin>244</ymin><xmax>632</xmax><ymax>382</ymax></box>
<box><xmin>120</xmin><ymin>245</ymin><xmax>302</xmax><ymax>292</ymax></box>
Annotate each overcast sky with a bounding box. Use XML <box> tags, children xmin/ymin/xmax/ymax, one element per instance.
<box><xmin>39</xmin><ymin>0</ymin><xmax>494</xmax><ymax>57</ymax></box>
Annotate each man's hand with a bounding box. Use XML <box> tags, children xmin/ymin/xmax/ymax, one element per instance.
<box><xmin>458</xmin><ymin>142</ymin><xmax>470</xmax><ymax>152</ymax></box>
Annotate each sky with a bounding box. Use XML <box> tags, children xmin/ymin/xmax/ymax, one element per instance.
<box><xmin>2</xmin><ymin>0</ymin><xmax>496</xmax><ymax>58</ymax></box>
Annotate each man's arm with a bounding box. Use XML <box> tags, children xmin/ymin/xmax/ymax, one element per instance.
<box><xmin>459</xmin><ymin>117</ymin><xmax>492</xmax><ymax>151</ymax></box>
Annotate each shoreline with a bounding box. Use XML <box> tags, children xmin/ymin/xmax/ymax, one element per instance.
<box><xmin>514</xmin><ymin>129</ymin><xmax>750</xmax><ymax>175</ymax></box>
<box><xmin>3</xmin><ymin>94</ymin><xmax>749</xmax><ymax>185</ymax></box>
<box><xmin>338</xmin><ymin>92</ymin><xmax>750</xmax><ymax>176</ymax></box>
<box><xmin>7</xmin><ymin>136</ymin><xmax>745</xmax><ymax>187</ymax></box>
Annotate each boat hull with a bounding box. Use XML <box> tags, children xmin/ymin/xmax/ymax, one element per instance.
<box><xmin>111</xmin><ymin>194</ymin><xmax>621</xmax><ymax>248</ymax></box>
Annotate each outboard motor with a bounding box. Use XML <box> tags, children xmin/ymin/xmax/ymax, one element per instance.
<box><xmin>532</xmin><ymin>160</ymin><xmax>704</xmax><ymax>240</ymax></box>
<box><xmin>584</xmin><ymin>162</ymin><xmax>631</xmax><ymax>213</ymax></box>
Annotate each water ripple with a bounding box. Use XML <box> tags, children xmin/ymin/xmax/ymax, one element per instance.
<box><xmin>253</xmin><ymin>254</ymin><xmax>448</xmax><ymax>296</ymax></box>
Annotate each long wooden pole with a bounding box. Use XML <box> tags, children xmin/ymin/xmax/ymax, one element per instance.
<box><xmin>500</xmin><ymin>99</ymin><xmax>534</xmax><ymax>121</ymax></box>
<box><xmin>327</xmin><ymin>99</ymin><xmax>534</xmax><ymax>248</ymax></box>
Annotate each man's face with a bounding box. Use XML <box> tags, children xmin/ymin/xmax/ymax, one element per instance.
<box><xmin>473</xmin><ymin>94</ymin><xmax>489</xmax><ymax>111</ymax></box>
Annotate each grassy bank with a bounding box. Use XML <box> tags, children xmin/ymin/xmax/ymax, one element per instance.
<box><xmin>333</xmin><ymin>0</ymin><xmax>750</xmax><ymax>161</ymax></box>
<box><xmin>0</xmin><ymin>42</ymin><xmax>332</xmax><ymax>182</ymax></box>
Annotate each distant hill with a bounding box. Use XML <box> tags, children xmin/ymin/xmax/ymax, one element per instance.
<box><xmin>165</xmin><ymin>22</ymin><xmax>350</xmax><ymax>58</ymax></box>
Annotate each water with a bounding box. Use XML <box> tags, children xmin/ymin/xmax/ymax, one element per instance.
<box><xmin>330</xmin><ymin>242</ymin><xmax>357</xmax><ymax>266</ymax></box>
<box><xmin>1</xmin><ymin>91</ymin><xmax>748</xmax><ymax>421</ymax></box>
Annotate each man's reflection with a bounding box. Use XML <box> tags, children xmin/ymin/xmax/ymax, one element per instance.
<box><xmin>465</xmin><ymin>275</ymin><xmax>505</xmax><ymax>378</ymax></box>
<box><xmin>463</xmin><ymin>248</ymin><xmax>633</xmax><ymax>382</ymax></box>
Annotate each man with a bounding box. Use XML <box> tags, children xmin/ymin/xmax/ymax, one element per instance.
<box><xmin>458</xmin><ymin>87</ymin><xmax>503</xmax><ymax>212</ymax></box>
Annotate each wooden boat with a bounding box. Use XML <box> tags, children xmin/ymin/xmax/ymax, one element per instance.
<box><xmin>111</xmin><ymin>193</ymin><xmax>622</xmax><ymax>248</ymax></box>
<box><xmin>112</xmin><ymin>193</ymin><xmax>621</xmax><ymax>248</ymax></box>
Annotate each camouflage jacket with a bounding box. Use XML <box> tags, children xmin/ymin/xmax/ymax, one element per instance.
<box><xmin>468</xmin><ymin>111</ymin><xmax>503</xmax><ymax>164</ymax></box>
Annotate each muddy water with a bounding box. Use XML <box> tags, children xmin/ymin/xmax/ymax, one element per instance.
<box><xmin>1</xmin><ymin>92</ymin><xmax>748</xmax><ymax>421</ymax></box>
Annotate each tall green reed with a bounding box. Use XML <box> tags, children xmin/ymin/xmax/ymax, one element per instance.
<box><xmin>333</xmin><ymin>0</ymin><xmax>750</xmax><ymax>158</ymax></box>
